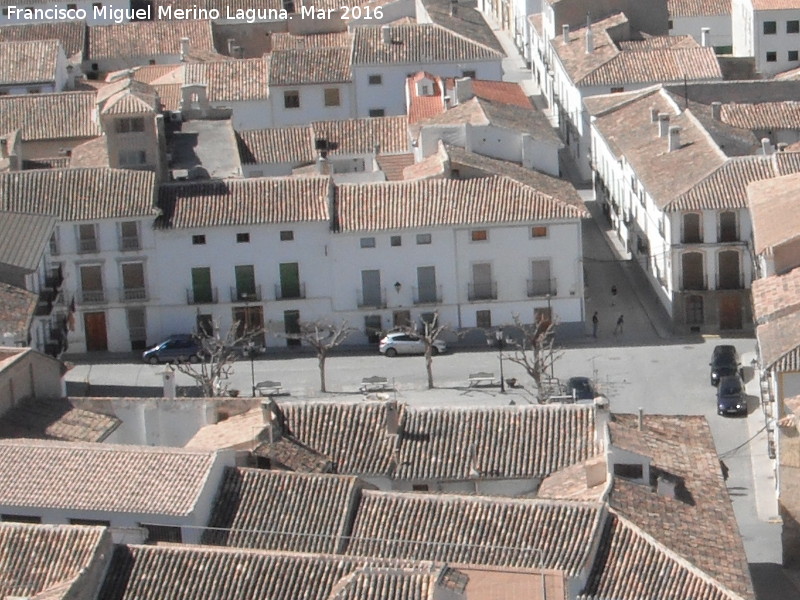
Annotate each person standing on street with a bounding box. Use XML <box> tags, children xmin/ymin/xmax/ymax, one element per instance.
<box><xmin>613</xmin><ymin>314</ymin><xmax>624</xmax><ymax>335</ymax></box>
<box><xmin>592</xmin><ymin>312</ymin><xmax>599</xmax><ymax>338</ymax></box>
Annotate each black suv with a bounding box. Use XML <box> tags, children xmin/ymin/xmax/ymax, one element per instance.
<box><xmin>709</xmin><ymin>345</ymin><xmax>741</xmax><ymax>386</ymax></box>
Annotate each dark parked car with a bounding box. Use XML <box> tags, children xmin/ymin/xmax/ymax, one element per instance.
<box><xmin>142</xmin><ymin>334</ymin><xmax>203</xmax><ymax>364</ymax></box>
<box><xmin>565</xmin><ymin>376</ymin><xmax>596</xmax><ymax>401</ymax></box>
<box><xmin>709</xmin><ymin>345</ymin><xmax>741</xmax><ymax>386</ymax></box>
<box><xmin>717</xmin><ymin>375</ymin><xmax>747</xmax><ymax>416</ymax></box>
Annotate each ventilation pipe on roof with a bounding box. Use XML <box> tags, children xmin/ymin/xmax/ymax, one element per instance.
<box><xmin>638</xmin><ymin>407</ymin><xmax>644</xmax><ymax>431</ymax></box>
<box><xmin>382</xmin><ymin>25</ymin><xmax>392</xmax><ymax>44</ymax></box>
<box><xmin>227</xmin><ymin>38</ymin><xmax>237</xmax><ymax>55</ymax></box>
<box><xmin>450</xmin><ymin>0</ymin><xmax>458</xmax><ymax>16</ymax></box>
<box><xmin>562</xmin><ymin>24</ymin><xmax>570</xmax><ymax>44</ymax></box>
<box><xmin>317</xmin><ymin>154</ymin><xmax>331</xmax><ymax>175</ymax></box>
<box><xmin>711</xmin><ymin>101</ymin><xmax>722</xmax><ymax>121</ymax></box>
<box><xmin>179</xmin><ymin>37</ymin><xmax>190</xmax><ymax>61</ymax></box>
<box><xmin>650</xmin><ymin>107</ymin><xmax>659</xmax><ymax>123</ymax></box>
<box><xmin>658</xmin><ymin>113</ymin><xmax>670</xmax><ymax>137</ymax></box>
<box><xmin>701</xmin><ymin>27</ymin><xmax>710</xmax><ymax>47</ymax></box>
<box><xmin>668</xmin><ymin>126</ymin><xmax>681</xmax><ymax>152</ymax></box>
<box><xmin>585</xmin><ymin>13</ymin><xmax>593</xmax><ymax>53</ymax></box>
<box><xmin>385</xmin><ymin>400</ymin><xmax>400</xmax><ymax>435</ymax></box>
<box><xmin>762</xmin><ymin>138</ymin><xmax>774</xmax><ymax>155</ymax></box>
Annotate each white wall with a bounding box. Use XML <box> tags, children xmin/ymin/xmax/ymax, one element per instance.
<box><xmin>670</xmin><ymin>15</ymin><xmax>732</xmax><ymax>49</ymax></box>
<box><xmin>732</xmin><ymin>0</ymin><xmax>755</xmax><ymax>57</ymax></box>
<box><xmin>269</xmin><ymin>83</ymin><xmax>355</xmax><ymax>127</ymax></box>
<box><xmin>751</xmin><ymin>8</ymin><xmax>800</xmax><ymax>74</ymax></box>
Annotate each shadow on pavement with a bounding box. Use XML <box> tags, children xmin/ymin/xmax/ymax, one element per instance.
<box><xmin>750</xmin><ymin>563</ymin><xmax>800</xmax><ymax>600</ymax></box>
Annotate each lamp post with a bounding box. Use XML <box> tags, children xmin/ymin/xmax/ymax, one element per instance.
<box><xmin>243</xmin><ymin>293</ymin><xmax>256</xmax><ymax>397</ymax></box>
<box><xmin>247</xmin><ymin>340</ymin><xmax>256</xmax><ymax>397</ymax></box>
<box><xmin>496</xmin><ymin>328</ymin><xmax>506</xmax><ymax>393</ymax></box>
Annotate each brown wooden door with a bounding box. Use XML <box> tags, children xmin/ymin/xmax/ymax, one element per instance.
<box><xmin>719</xmin><ymin>295</ymin><xmax>742</xmax><ymax>330</ymax></box>
<box><xmin>84</xmin><ymin>312</ymin><xmax>107</xmax><ymax>351</ymax></box>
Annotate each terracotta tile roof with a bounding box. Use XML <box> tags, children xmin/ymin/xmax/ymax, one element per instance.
<box><xmin>131</xmin><ymin>64</ymin><xmax>183</xmax><ymax>84</ymax></box>
<box><xmin>312</xmin><ymin>116</ymin><xmax>409</xmax><ymax>154</ymax></box>
<box><xmin>269</xmin><ymin>47</ymin><xmax>352</xmax><ymax>85</ymax></box>
<box><xmin>68</xmin><ymin>137</ymin><xmax>109</xmax><ymax>168</ymax></box>
<box><xmin>88</xmin><ymin>20</ymin><xmax>215</xmax><ymax>61</ymax></box>
<box><xmin>592</xmin><ymin>87</ymin><xmax>727</xmax><ymax>209</ymax></box>
<box><xmin>203</xmin><ymin>467</ymin><xmax>361</xmax><ymax>553</ymax></box>
<box><xmin>330</xmin><ymin>567</ymin><xmax>438</xmax><ymax>600</ymax></box>
<box><xmin>469</xmin><ymin>79</ymin><xmax>533</xmax><ymax>107</ymax></box>
<box><xmin>581</xmin><ymin>512</ymin><xmax>745</xmax><ymax>600</ymax></box>
<box><xmin>420</xmin><ymin>0</ymin><xmax>503</xmax><ymax>53</ymax></box>
<box><xmin>756</xmin><ymin>309</ymin><xmax>800</xmax><ymax>370</ymax></box>
<box><xmin>0</xmin><ymin>283</ymin><xmax>37</xmax><ymax>341</ymax></box>
<box><xmin>156</xmin><ymin>177</ymin><xmax>331</xmax><ymax>228</ymax></box>
<box><xmin>337</xmin><ymin>176</ymin><xmax>587</xmax><ymax>231</ymax></box>
<box><xmin>237</xmin><ymin>126</ymin><xmax>315</xmax><ymax>165</ymax></box>
<box><xmin>185</xmin><ymin>408</ymin><xmax>263</xmax><ymax>450</ymax></box>
<box><xmin>752</xmin><ymin>0</ymin><xmax>800</xmax><ymax>8</ymax></box>
<box><xmin>97</xmin><ymin>544</ymin><xmax>370</xmax><ymax>600</ymax></box>
<box><xmin>617</xmin><ymin>34</ymin><xmax>699</xmax><ymax>50</ymax></box>
<box><xmin>0</xmin><ymin>92</ymin><xmax>100</xmax><ymax>141</ymax></box>
<box><xmin>407</xmin><ymin>72</ymin><xmax>445</xmax><ymax>124</ymax></box>
<box><xmin>443</xmin><ymin>146</ymin><xmax>587</xmax><ymax>211</ymax></box>
<box><xmin>748</xmin><ymin>171</ymin><xmax>800</xmax><ymax>256</ymax></box>
<box><xmin>775</xmin><ymin>150</ymin><xmax>800</xmax><ymax>174</ymax></box>
<box><xmin>0</xmin><ymin>210</ymin><xmax>55</xmax><ymax>272</ymax></box>
<box><xmin>721</xmin><ymin>101</ymin><xmax>800</xmax><ymax>129</ymax></box>
<box><xmin>0</xmin><ymin>523</ymin><xmax>111</xmax><ymax>598</ymax></box>
<box><xmin>347</xmin><ymin>491</ymin><xmax>604</xmax><ymax>574</ymax></box>
<box><xmin>0</xmin><ymin>397</ymin><xmax>120</xmax><ymax>443</ymax></box>
<box><xmin>0</xmin><ymin>40</ymin><xmax>60</xmax><ymax>86</ymax></box>
<box><xmin>185</xmin><ymin>58</ymin><xmax>269</xmax><ymax>101</ymax></box>
<box><xmin>153</xmin><ymin>82</ymin><xmax>182</xmax><ymax>111</ymax></box>
<box><xmin>668</xmin><ymin>0</ymin><xmax>731</xmax><ymax>16</ymax></box>
<box><xmin>253</xmin><ymin>435</ymin><xmax>333</xmax><ymax>471</ymax></box>
<box><xmin>0</xmin><ymin>168</ymin><xmax>156</xmax><ymax>221</ymax></box>
<box><xmin>402</xmin><ymin>151</ymin><xmax>446</xmax><ymax>180</ymax></box>
<box><xmin>536</xmin><ymin>456</ymin><xmax>608</xmax><ymax>501</ymax></box>
<box><xmin>352</xmin><ymin>23</ymin><xmax>502</xmax><ymax>65</ymax></box>
<box><xmin>376</xmin><ymin>153</ymin><xmax>415</xmax><ymax>180</ymax></box>
<box><xmin>0</xmin><ymin>21</ymin><xmax>85</xmax><ymax>59</ymax></box>
<box><xmin>0</xmin><ymin>439</ymin><xmax>222</xmax><ymax>516</ymax></box>
<box><xmin>270</xmin><ymin>31</ymin><xmax>352</xmax><ymax>50</ymax></box>
<box><xmin>95</xmin><ymin>77</ymin><xmax>159</xmax><ymax>114</ymax></box>
<box><xmin>150</xmin><ymin>0</ymin><xmax>284</xmax><ymax>15</ymax></box>
<box><xmin>752</xmin><ymin>268</ymin><xmax>800</xmax><ymax>324</ymax></box>
<box><xmin>607</xmin><ymin>414</ymin><xmax>755</xmax><ymax>600</ymax></box>
<box><xmin>22</xmin><ymin>157</ymin><xmax>71</xmax><ymax>169</ymax></box>
<box><xmin>395</xmin><ymin>404</ymin><xmax>598</xmax><ymax>481</ymax></box>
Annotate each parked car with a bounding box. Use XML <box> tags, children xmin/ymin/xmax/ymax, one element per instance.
<box><xmin>142</xmin><ymin>334</ymin><xmax>203</xmax><ymax>364</ymax></box>
<box><xmin>379</xmin><ymin>332</ymin><xmax>446</xmax><ymax>357</ymax></box>
<box><xmin>709</xmin><ymin>345</ymin><xmax>741</xmax><ymax>386</ymax></box>
<box><xmin>565</xmin><ymin>376</ymin><xmax>597</xmax><ymax>401</ymax></box>
<box><xmin>717</xmin><ymin>375</ymin><xmax>747</xmax><ymax>416</ymax></box>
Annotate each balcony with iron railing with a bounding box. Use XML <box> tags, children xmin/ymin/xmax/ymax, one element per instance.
<box><xmin>357</xmin><ymin>288</ymin><xmax>386</xmax><ymax>308</ymax></box>
<box><xmin>413</xmin><ymin>285</ymin><xmax>442</xmax><ymax>305</ymax></box>
<box><xmin>186</xmin><ymin>287</ymin><xmax>219</xmax><ymax>305</ymax></box>
<box><xmin>468</xmin><ymin>281</ymin><xmax>497</xmax><ymax>301</ymax></box>
<box><xmin>527</xmin><ymin>278</ymin><xmax>557</xmax><ymax>298</ymax></box>
<box><xmin>119</xmin><ymin>235</ymin><xmax>141</xmax><ymax>251</ymax></box>
<box><xmin>275</xmin><ymin>282</ymin><xmax>306</xmax><ymax>300</ymax></box>
<box><xmin>230</xmin><ymin>286</ymin><xmax>262</xmax><ymax>302</ymax></box>
<box><xmin>77</xmin><ymin>288</ymin><xmax>106</xmax><ymax>304</ymax></box>
<box><xmin>77</xmin><ymin>238</ymin><xmax>99</xmax><ymax>254</ymax></box>
<box><xmin>120</xmin><ymin>287</ymin><xmax>147</xmax><ymax>302</ymax></box>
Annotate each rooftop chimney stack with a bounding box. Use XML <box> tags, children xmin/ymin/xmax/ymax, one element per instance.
<box><xmin>701</xmin><ymin>27</ymin><xmax>710</xmax><ymax>47</ymax></box>
<box><xmin>317</xmin><ymin>154</ymin><xmax>330</xmax><ymax>175</ymax></box>
<box><xmin>382</xmin><ymin>25</ymin><xmax>392</xmax><ymax>44</ymax></box>
<box><xmin>454</xmin><ymin>76</ymin><xmax>474</xmax><ymax>104</ymax></box>
<box><xmin>638</xmin><ymin>407</ymin><xmax>644</xmax><ymax>431</ymax></box>
<box><xmin>179</xmin><ymin>37</ymin><xmax>190</xmax><ymax>61</ymax></box>
<box><xmin>668</xmin><ymin>126</ymin><xmax>681</xmax><ymax>152</ymax></box>
<box><xmin>658</xmin><ymin>113</ymin><xmax>670</xmax><ymax>137</ymax></box>
<box><xmin>562</xmin><ymin>24</ymin><xmax>570</xmax><ymax>44</ymax></box>
<box><xmin>585</xmin><ymin>13</ymin><xmax>593</xmax><ymax>53</ymax></box>
<box><xmin>227</xmin><ymin>38</ymin><xmax>237</xmax><ymax>56</ymax></box>
<box><xmin>450</xmin><ymin>0</ymin><xmax>457</xmax><ymax>16</ymax></box>
<box><xmin>762</xmin><ymin>138</ymin><xmax>774</xmax><ymax>155</ymax></box>
<box><xmin>385</xmin><ymin>400</ymin><xmax>400</xmax><ymax>435</ymax></box>
<box><xmin>711</xmin><ymin>101</ymin><xmax>721</xmax><ymax>120</ymax></box>
<box><xmin>650</xmin><ymin>107</ymin><xmax>659</xmax><ymax>123</ymax></box>
<box><xmin>778</xmin><ymin>142</ymin><xmax>788</xmax><ymax>152</ymax></box>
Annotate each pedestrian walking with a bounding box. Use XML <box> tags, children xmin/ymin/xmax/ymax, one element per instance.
<box><xmin>592</xmin><ymin>312</ymin><xmax>599</xmax><ymax>338</ymax></box>
<box><xmin>613</xmin><ymin>314</ymin><xmax>624</xmax><ymax>336</ymax></box>
<box><xmin>611</xmin><ymin>284</ymin><xmax>617</xmax><ymax>306</ymax></box>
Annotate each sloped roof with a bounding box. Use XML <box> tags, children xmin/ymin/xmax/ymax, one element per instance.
<box><xmin>329</xmin><ymin>567</ymin><xmax>439</xmax><ymax>600</ymax></box>
<box><xmin>0</xmin><ymin>439</ymin><xmax>222</xmax><ymax>516</ymax></box>
<box><xmin>88</xmin><ymin>20</ymin><xmax>214</xmax><ymax>60</ymax></box>
<box><xmin>185</xmin><ymin>58</ymin><xmax>269</xmax><ymax>101</ymax></box>
<box><xmin>752</xmin><ymin>267</ymin><xmax>800</xmax><ymax>324</ymax></box>
<box><xmin>0</xmin><ymin>40</ymin><xmax>60</xmax><ymax>85</ymax></box>
<box><xmin>0</xmin><ymin>523</ymin><xmax>111</xmax><ymax>599</ymax></box>
<box><xmin>311</xmin><ymin>116</ymin><xmax>409</xmax><ymax>154</ymax></box>
<box><xmin>337</xmin><ymin>176</ymin><xmax>587</xmax><ymax>232</ymax></box>
<box><xmin>0</xmin><ymin>283</ymin><xmax>37</xmax><ymax>342</ymax></box>
<box><xmin>0</xmin><ymin>211</ymin><xmax>55</xmax><ymax>272</ymax></box>
<box><xmin>0</xmin><ymin>168</ymin><xmax>156</xmax><ymax>221</ymax></box>
<box><xmin>420</xmin><ymin>0</ymin><xmax>503</xmax><ymax>53</ymax></box>
<box><xmin>202</xmin><ymin>467</ymin><xmax>362</xmax><ymax>553</ymax></box>
<box><xmin>0</xmin><ymin>397</ymin><xmax>120</xmax><ymax>443</ymax></box>
<box><xmin>756</xmin><ymin>308</ymin><xmax>800</xmax><ymax>370</ymax></box>
<box><xmin>667</xmin><ymin>0</ymin><xmax>731</xmax><ymax>17</ymax></box>
<box><xmin>237</xmin><ymin>126</ymin><xmax>315</xmax><ymax>165</ymax></box>
<box><xmin>270</xmin><ymin>31</ymin><xmax>352</xmax><ymax>50</ymax></box>
<box><xmin>721</xmin><ymin>101</ymin><xmax>800</xmax><ymax>130</ymax></box>
<box><xmin>156</xmin><ymin>177</ymin><xmax>331</xmax><ymax>228</ymax></box>
<box><xmin>0</xmin><ymin>91</ymin><xmax>100</xmax><ymax>141</ymax></box>
<box><xmin>352</xmin><ymin>23</ymin><xmax>502</xmax><ymax>65</ymax></box>
<box><xmin>376</xmin><ymin>153</ymin><xmax>415</xmax><ymax>180</ymax></box>
<box><xmin>347</xmin><ymin>491</ymin><xmax>604</xmax><ymax>574</ymax></box>
<box><xmin>406</xmin><ymin>72</ymin><xmax>445</xmax><ymax>124</ymax></box>
<box><xmin>268</xmin><ymin>47</ymin><xmax>352</xmax><ymax>85</ymax></box>
<box><xmin>748</xmin><ymin>171</ymin><xmax>800</xmax><ymax>256</ymax></box>
<box><xmin>0</xmin><ymin>21</ymin><xmax>85</xmax><ymax>59</ymax></box>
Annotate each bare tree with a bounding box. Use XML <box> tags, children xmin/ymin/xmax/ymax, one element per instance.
<box><xmin>276</xmin><ymin>319</ymin><xmax>354</xmax><ymax>392</ymax></box>
<box><xmin>503</xmin><ymin>314</ymin><xmax>563</xmax><ymax>403</ymax></box>
<box><xmin>174</xmin><ymin>320</ymin><xmax>263</xmax><ymax>397</ymax></box>
<box><xmin>396</xmin><ymin>312</ymin><xmax>448</xmax><ymax>389</ymax></box>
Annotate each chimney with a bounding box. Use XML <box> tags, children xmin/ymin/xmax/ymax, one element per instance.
<box><xmin>260</xmin><ymin>399</ymin><xmax>282</xmax><ymax>444</ymax></box>
<box><xmin>594</xmin><ymin>396</ymin><xmax>610</xmax><ymax>451</ymax></box>
<box><xmin>316</xmin><ymin>154</ymin><xmax>330</xmax><ymax>175</ymax></box>
<box><xmin>668</xmin><ymin>126</ymin><xmax>681</xmax><ymax>152</ymax></box>
<box><xmin>778</xmin><ymin>142</ymin><xmax>788</xmax><ymax>152</ymax></box>
<box><xmin>227</xmin><ymin>38</ymin><xmax>237</xmax><ymax>56</ymax></box>
<box><xmin>179</xmin><ymin>37</ymin><xmax>190</xmax><ymax>61</ymax></box>
<box><xmin>454</xmin><ymin>76</ymin><xmax>474</xmax><ymax>104</ymax></box>
<box><xmin>450</xmin><ymin>0</ymin><xmax>457</xmax><ymax>16</ymax></box>
<box><xmin>762</xmin><ymin>137</ymin><xmax>773</xmax><ymax>155</ymax></box>
<box><xmin>385</xmin><ymin>400</ymin><xmax>399</xmax><ymax>435</ymax></box>
<box><xmin>637</xmin><ymin>407</ymin><xmax>644</xmax><ymax>431</ymax></box>
<box><xmin>658</xmin><ymin>113</ymin><xmax>670</xmax><ymax>137</ymax></box>
<box><xmin>382</xmin><ymin>25</ymin><xmax>392</xmax><ymax>44</ymax></box>
<box><xmin>562</xmin><ymin>24</ymin><xmax>570</xmax><ymax>44</ymax></box>
<box><xmin>0</xmin><ymin>138</ymin><xmax>7</xmax><ymax>159</ymax></box>
<box><xmin>585</xmin><ymin>13</ymin><xmax>593</xmax><ymax>53</ymax></box>
<box><xmin>650</xmin><ymin>107</ymin><xmax>659</xmax><ymax>123</ymax></box>
<box><xmin>701</xmin><ymin>27</ymin><xmax>710</xmax><ymax>47</ymax></box>
<box><xmin>711</xmin><ymin>101</ymin><xmax>721</xmax><ymax>120</ymax></box>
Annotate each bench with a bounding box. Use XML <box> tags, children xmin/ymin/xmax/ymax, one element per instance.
<box><xmin>360</xmin><ymin>376</ymin><xmax>391</xmax><ymax>393</ymax></box>
<box><xmin>468</xmin><ymin>372</ymin><xmax>497</xmax><ymax>387</ymax></box>
<box><xmin>255</xmin><ymin>380</ymin><xmax>283</xmax><ymax>396</ymax></box>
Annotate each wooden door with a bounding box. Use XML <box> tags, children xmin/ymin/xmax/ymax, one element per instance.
<box><xmin>83</xmin><ymin>312</ymin><xmax>107</xmax><ymax>351</ymax></box>
<box><xmin>719</xmin><ymin>295</ymin><xmax>742</xmax><ymax>330</ymax></box>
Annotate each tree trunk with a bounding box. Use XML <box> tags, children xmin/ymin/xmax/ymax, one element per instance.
<box><xmin>425</xmin><ymin>347</ymin><xmax>434</xmax><ymax>389</ymax></box>
<box><xmin>319</xmin><ymin>352</ymin><xmax>327</xmax><ymax>393</ymax></box>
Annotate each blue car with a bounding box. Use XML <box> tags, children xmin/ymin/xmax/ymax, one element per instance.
<box><xmin>142</xmin><ymin>335</ymin><xmax>203</xmax><ymax>364</ymax></box>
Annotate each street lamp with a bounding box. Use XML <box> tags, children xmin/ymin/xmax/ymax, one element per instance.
<box><xmin>496</xmin><ymin>328</ymin><xmax>506</xmax><ymax>393</ymax></box>
<box><xmin>247</xmin><ymin>340</ymin><xmax>256</xmax><ymax>397</ymax></box>
<box><xmin>243</xmin><ymin>293</ymin><xmax>256</xmax><ymax>397</ymax></box>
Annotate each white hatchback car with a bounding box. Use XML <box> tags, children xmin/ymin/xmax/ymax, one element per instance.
<box><xmin>379</xmin><ymin>332</ymin><xmax>447</xmax><ymax>357</ymax></box>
